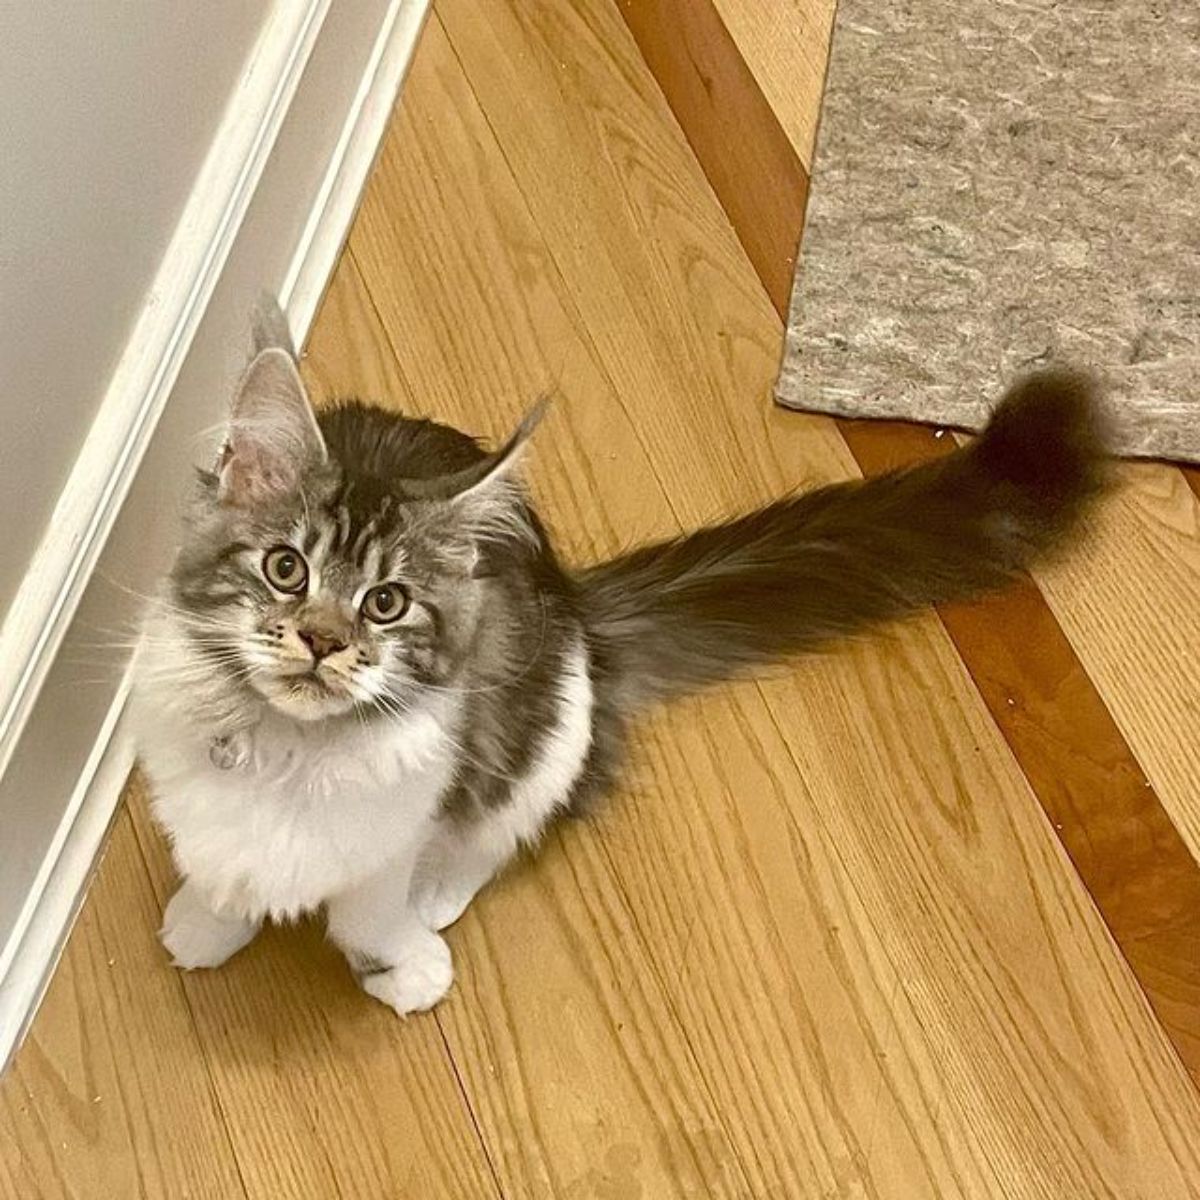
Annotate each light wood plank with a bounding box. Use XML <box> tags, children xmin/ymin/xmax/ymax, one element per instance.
<box><xmin>0</xmin><ymin>808</ymin><xmax>246</xmax><ymax>1200</ymax></box>
<box><xmin>343</xmin><ymin>7</ymin><xmax>1200</xmax><ymax>1190</ymax></box>
<box><xmin>309</xmin><ymin>256</ymin><xmax>762</xmax><ymax>1199</ymax></box>
<box><xmin>435</xmin><ymin>828</ymin><xmax>763</xmax><ymax>1199</ymax></box>
<box><xmin>710</xmin><ymin>0</ymin><xmax>836</xmax><ymax>169</ymax></box>
<box><xmin>338</xmin><ymin>214</ymin><xmax>978</xmax><ymax>1191</ymax></box>
<box><xmin>300</xmin><ymin>256</ymin><xmax>421</xmax><ymax>413</ymax></box>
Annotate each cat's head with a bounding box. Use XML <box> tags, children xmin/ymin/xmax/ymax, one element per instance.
<box><xmin>169</xmin><ymin>322</ymin><xmax>544</xmax><ymax>723</ymax></box>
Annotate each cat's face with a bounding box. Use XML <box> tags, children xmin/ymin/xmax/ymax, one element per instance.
<box><xmin>170</xmin><ymin>346</ymin><xmax>537</xmax><ymax>723</ymax></box>
<box><xmin>176</xmin><ymin>486</ymin><xmax>457</xmax><ymax>722</ymax></box>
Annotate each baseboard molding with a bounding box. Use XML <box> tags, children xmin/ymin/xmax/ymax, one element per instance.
<box><xmin>0</xmin><ymin>694</ymin><xmax>135</xmax><ymax>1072</ymax></box>
<box><xmin>282</xmin><ymin>0</ymin><xmax>430</xmax><ymax>338</ymax></box>
<box><xmin>0</xmin><ymin>0</ymin><xmax>429</xmax><ymax>1074</ymax></box>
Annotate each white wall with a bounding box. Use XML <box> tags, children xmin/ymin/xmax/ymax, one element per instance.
<box><xmin>0</xmin><ymin>2</ymin><xmax>272</xmax><ymax>614</ymax></box>
<box><xmin>0</xmin><ymin>0</ymin><xmax>430</xmax><ymax>1069</ymax></box>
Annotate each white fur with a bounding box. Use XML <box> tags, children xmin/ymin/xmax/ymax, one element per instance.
<box><xmin>132</xmin><ymin>608</ymin><xmax>594</xmax><ymax>1015</ymax></box>
<box><xmin>326</xmin><ymin>853</ymin><xmax>452</xmax><ymax>1014</ymax></box>
<box><xmin>134</xmin><ymin>617</ymin><xmax>453</xmax><ymax>916</ymax></box>
<box><xmin>410</xmin><ymin>639</ymin><xmax>594</xmax><ymax>930</ymax></box>
<box><xmin>160</xmin><ymin>878</ymin><xmax>260</xmax><ymax>968</ymax></box>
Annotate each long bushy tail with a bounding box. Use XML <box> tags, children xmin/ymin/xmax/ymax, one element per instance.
<box><xmin>579</xmin><ymin>369</ymin><xmax>1110</xmax><ymax>707</ymax></box>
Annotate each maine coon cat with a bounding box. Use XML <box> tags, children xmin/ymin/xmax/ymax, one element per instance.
<box><xmin>131</xmin><ymin>306</ymin><xmax>1109</xmax><ymax>1016</ymax></box>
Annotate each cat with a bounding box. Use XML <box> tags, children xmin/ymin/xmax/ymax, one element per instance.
<box><xmin>130</xmin><ymin>302</ymin><xmax>1109</xmax><ymax>1016</ymax></box>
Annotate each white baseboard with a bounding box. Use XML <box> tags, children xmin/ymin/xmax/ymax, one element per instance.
<box><xmin>282</xmin><ymin>0</ymin><xmax>430</xmax><ymax>338</ymax></box>
<box><xmin>0</xmin><ymin>0</ymin><xmax>429</xmax><ymax>1074</ymax></box>
<box><xmin>0</xmin><ymin>698</ymin><xmax>135</xmax><ymax>1073</ymax></box>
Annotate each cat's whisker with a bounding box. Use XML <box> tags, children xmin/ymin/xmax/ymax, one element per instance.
<box><xmin>133</xmin><ymin>649</ymin><xmax>258</xmax><ymax>681</ymax></box>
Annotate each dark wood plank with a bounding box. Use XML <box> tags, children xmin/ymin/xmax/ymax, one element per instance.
<box><xmin>937</xmin><ymin>582</ymin><xmax>1200</xmax><ymax>1078</ymax></box>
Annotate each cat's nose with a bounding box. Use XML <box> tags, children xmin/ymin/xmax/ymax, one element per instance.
<box><xmin>298</xmin><ymin>629</ymin><xmax>347</xmax><ymax>661</ymax></box>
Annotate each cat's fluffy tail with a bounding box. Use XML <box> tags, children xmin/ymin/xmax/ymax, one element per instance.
<box><xmin>579</xmin><ymin>369</ymin><xmax>1110</xmax><ymax>707</ymax></box>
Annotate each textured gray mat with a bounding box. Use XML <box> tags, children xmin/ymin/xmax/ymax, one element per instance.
<box><xmin>775</xmin><ymin>1</ymin><xmax>1200</xmax><ymax>463</ymax></box>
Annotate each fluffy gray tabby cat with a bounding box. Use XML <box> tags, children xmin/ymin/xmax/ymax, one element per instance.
<box><xmin>131</xmin><ymin>303</ymin><xmax>1108</xmax><ymax>1015</ymax></box>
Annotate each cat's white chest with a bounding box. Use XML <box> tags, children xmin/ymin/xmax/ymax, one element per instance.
<box><xmin>137</xmin><ymin>702</ymin><xmax>455</xmax><ymax>921</ymax></box>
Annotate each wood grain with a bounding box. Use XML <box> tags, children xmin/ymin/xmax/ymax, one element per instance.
<box><xmin>849</xmin><ymin>422</ymin><xmax>1200</xmax><ymax>995</ymax></box>
<box><xmin>1033</xmin><ymin>469</ymin><xmax>1200</xmax><ymax>865</ymax></box>
<box><xmin>938</xmin><ymin>578</ymin><xmax>1200</xmax><ymax>1077</ymax></box>
<box><xmin>0</xmin><ymin>809</ymin><xmax>246</xmax><ymax>1200</ymax></box>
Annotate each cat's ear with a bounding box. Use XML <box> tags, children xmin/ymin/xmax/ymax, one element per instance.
<box><xmin>406</xmin><ymin>399</ymin><xmax>548</xmax><ymax>563</ymax></box>
<box><xmin>250</xmin><ymin>292</ymin><xmax>294</xmax><ymax>357</ymax></box>
<box><xmin>406</xmin><ymin>398</ymin><xmax>548</xmax><ymax>505</ymax></box>
<box><xmin>217</xmin><ymin>347</ymin><xmax>326</xmax><ymax>506</ymax></box>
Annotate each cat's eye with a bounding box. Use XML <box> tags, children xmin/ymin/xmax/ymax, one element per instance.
<box><xmin>362</xmin><ymin>582</ymin><xmax>409</xmax><ymax>625</ymax></box>
<box><xmin>262</xmin><ymin>546</ymin><xmax>309</xmax><ymax>594</ymax></box>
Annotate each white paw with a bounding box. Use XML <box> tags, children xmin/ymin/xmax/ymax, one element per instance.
<box><xmin>410</xmin><ymin>873</ymin><xmax>477</xmax><ymax>932</ymax></box>
<box><xmin>161</xmin><ymin>883</ymin><xmax>258</xmax><ymax>970</ymax></box>
<box><xmin>360</xmin><ymin>929</ymin><xmax>453</xmax><ymax>1016</ymax></box>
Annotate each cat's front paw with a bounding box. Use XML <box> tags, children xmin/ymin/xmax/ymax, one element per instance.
<box><xmin>359</xmin><ymin>929</ymin><xmax>453</xmax><ymax>1015</ymax></box>
<box><xmin>161</xmin><ymin>882</ymin><xmax>259</xmax><ymax>969</ymax></box>
<box><xmin>410</xmin><ymin>873</ymin><xmax>477</xmax><ymax>932</ymax></box>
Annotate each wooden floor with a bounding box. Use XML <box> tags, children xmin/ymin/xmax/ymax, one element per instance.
<box><xmin>4</xmin><ymin>2</ymin><xmax>1200</xmax><ymax>1196</ymax></box>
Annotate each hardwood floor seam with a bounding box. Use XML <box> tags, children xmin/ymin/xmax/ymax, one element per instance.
<box><xmin>430</xmin><ymin>1013</ymin><xmax>507</xmax><ymax>1200</ymax></box>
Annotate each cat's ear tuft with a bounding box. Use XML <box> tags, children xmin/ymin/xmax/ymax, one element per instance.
<box><xmin>405</xmin><ymin>399</ymin><xmax>549</xmax><ymax>565</ymax></box>
<box><xmin>454</xmin><ymin>396</ymin><xmax>548</xmax><ymax>500</ymax></box>
<box><xmin>217</xmin><ymin>347</ymin><xmax>326</xmax><ymax>506</ymax></box>
<box><xmin>406</xmin><ymin>397</ymin><xmax>548</xmax><ymax>505</ymax></box>
<box><xmin>455</xmin><ymin>399</ymin><xmax>549</xmax><ymax>563</ymax></box>
<box><xmin>250</xmin><ymin>293</ymin><xmax>295</xmax><ymax>357</ymax></box>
